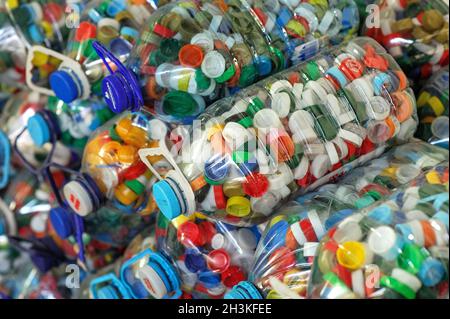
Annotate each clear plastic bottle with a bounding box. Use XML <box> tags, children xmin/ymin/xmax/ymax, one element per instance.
<box><xmin>47</xmin><ymin>112</ymin><xmax>165</xmax><ymax>264</ymax></box>
<box><xmin>110</xmin><ymin>212</ymin><xmax>262</xmax><ymax>299</ymax></box>
<box><xmin>223</xmin><ymin>141</ymin><xmax>448</xmax><ymax>299</ymax></box>
<box><xmin>87</xmin><ymin>226</ymin><xmax>157</xmax><ymax>299</ymax></box>
<box><xmin>363</xmin><ymin>0</ymin><xmax>449</xmax><ymax>87</ymax></box>
<box><xmin>93</xmin><ymin>0</ymin><xmax>360</xmax><ymax>123</ymax></box>
<box><xmin>140</xmin><ymin>37</ymin><xmax>419</xmax><ymax>226</ymax></box>
<box><xmin>0</xmin><ymin>90</ymin><xmax>46</xmax><ymax>189</ymax></box>
<box><xmin>308</xmin><ymin>164</ymin><xmax>449</xmax><ymax>299</ymax></box>
<box><xmin>0</xmin><ymin>4</ymin><xmax>27</xmax><ymax>88</ymax></box>
<box><xmin>27</xmin><ymin>0</ymin><xmax>167</xmax><ymax>103</ymax></box>
<box><xmin>415</xmin><ymin>66</ymin><xmax>449</xmax><ymax>149</ymax></box>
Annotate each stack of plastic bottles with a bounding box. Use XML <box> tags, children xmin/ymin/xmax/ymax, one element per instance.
<box><xmin>0</xmin><ymin>0</ymin><xmax>448</xmax><ymax>301</ymax></box>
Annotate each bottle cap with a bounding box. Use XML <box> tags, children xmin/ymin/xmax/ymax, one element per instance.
<box><xmin>226</xmin><ymin>196</ymin><xmax>251</xmax><ymax>217</ymax></box>
<box><xmin>242</xmin><ymin>173</ymin><xmax>269</xmax><ymax>198</ymax></box>
<box><xmin>418</xmin><ymin>258</ymin><xmax>445</xmax><ymax>287</ymax></box>
<box><xmin>49</xmin><ymin>207</ymin><xmax>73</xmax><ymax>239</ymax></box>
<box><xmin>63</xmin><ymin>180</ymin><xmax>94</xmax><ymax>216</ymax></box>
<box><xmin>207</xmin><ymin>249</ymin><xmax>231</xmax><ymax>273</ymax></box>
<box><xmin>368</xmin><ymin>226</ymin><xmax>402</xmax><ymax>261</ymax></box>
<box><xmin>27</xmin><ymin>113</ymin><xmax>50</xmax><ymax>147</ymax></box>
<box><xmin>201</xmin><ymin>50</ymin><xmax>226</xmax><ymax>79</ymax></box>
<box><xmin>336</xmin><ymin>241</ymin><xmax>366</xmax><ymax>270</ymax></box>
<box><xmin>179</xmin><ymin>44</ymin><xmax>204</xmax><ymax>68</ymax></box>
<box><xmin>152</xmin><ymin>180</ymin><xmax>182</xmax><ymax>220</ymax></box>
<box><xmin>49</xmin><ymin>70</ymin><xmax>79</xmax><ymax>104</ymax></box>
<box><xmin>137</xmin><ymin>264</ymin><xmax>168</xmax><ymax>299</ymax></box>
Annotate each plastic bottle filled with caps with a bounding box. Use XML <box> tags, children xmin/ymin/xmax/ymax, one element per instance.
<box><xmin>363</xmin><ymin>0</ymin><xmax>449</xmax><ymax>88</ymax></box>
<box><xmin>88</xmin><ymin>226</ymin><xmax>162</xmax><ymax>299</ymax></box>
<box><xmin>308</xmin><ymin>164</ymin><xmax>449</xmax><ymax>299</ymax></box>
<box><xmin>47</xmin><ymin>112</ymin><xmax>167</xmax><ymax>264</ymax></box>
<box><xmin>223</xmin><ymin>140</ymin><xmax>449</xmax><ymax>299</ymax></box>
<box><xmin>415</xmin><ymin>66</ymin><xmax>449</xmax><ymax>149</ymax></box>
<box><xmin>0</xmin><ymin>4</ymin><xmax>27</xmax><ymax>88</ymax></box>
<box><xmin>93</xmin><ymin>0</ymin><xmax>360</xmax><ymax>123</ymax></box>
<box><xmin>6</xmin><ymin>0</ymin><xmax>86</xmax><ymax>92</ymax></box>
<box><xmin>0</xmin><ymin>251</ymin><xmax>74</xmax><ymax>299</ymax></box>
<box><xmin>11</xmin><ymin>96</ymin><xmax>117</xmax><ymax>217</ymax></box>
<box><xmin>139</xmin><ymin>36</ymin><xmax>419</xmax><ymax>227</ymax></box>
<box><xmin>27</xmin><ymin>0</ymin><xmax>168</xmax><ymax>103</ymax></box>
<box><xmin>112</xmin><ymin>211</ymin><xmax>261</xmax><ymax>299</ymax></box>
<box><xmin>0</xmin><ymin>90</ymin><xmax>47</xmax><ymax>190</ymax></box>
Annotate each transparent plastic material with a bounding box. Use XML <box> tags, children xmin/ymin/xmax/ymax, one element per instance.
<box><xmin>46</xmin><ymin>112</ymin><xmax>165</xmax><ymax>258</ymax></box>
<box><xmin>0</xmin><ymin>5</ymin><xmax>27</xmax><ymax>88</ymax></box>
<box><xmin>27</xmin><ymin>0</ymin><xmax>166</xmax><ymax>102</ymax></box>
<box><xmin>0</xmin><ymin>90</ymin><xmax>46</xmax><ymax>189</ymax></box>
<box><xmin>140</xmin><ymin>37</ymin><xmax>419</xmax><ymax>226</ymax></box>
<box><xmin>363</xmin><ymin>0</ymin><xmax>449</xmax><ymax>86</ymax></box>
<box><xmin>308</xmin><ymin>164</ymin><xmax>449</xmax><ymax>299</ymax></box>
<box><xmin>0</xmin><ymin>260</ymin><xmax>70</xmax><ymax>299</ymax></box>
<box><xmin>88</xmin><ymin>227</ymin><xmax>157</xmax><ymax>299</ymax></box>
<box><xmin>416</xmin><ymin>66</ymin><xmax>449</xmax><ymax>149</ymax></box>
<box><xmin>0</xmin><ymin>169</ymin><xmax>49</xmax><ymax>237</ymax></box>
<box><xmin>97</xmin><ymin>0</ymin><xmax>360</xmax><ymax>122</ymax></box>
<box><xmin>223</xmin><ymin>141</ymin><xmax>448</xmax><ymax>299</ymax></box>
<box><xmin>113</xmin><ymin>212</ymin><xmax>261</xmax><ymax>299</ymax></box>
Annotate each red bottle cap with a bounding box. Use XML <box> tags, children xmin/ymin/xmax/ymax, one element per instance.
<box><xmin>207</xmin><ymin>249</ymin><xmax>231</xmax><ymax>273</ymax></box>
<box><xmin>198</xmin><ymin>221</ymin><xmax>217</xmax><ymax>245</ymax></box>
<box><xmin>242</xmin><ymin>172</ymin><xmax>269</xmax><ymax>198</ymax></box>
<box><xmin>439</xmin><ymin>49</ymin><xmax>449</xmax><ymax>66</ymax></box>
<box><xmin>213</xmin><ymin>185</ymin><xmax>227</xmax><ymax>210</ymax></box>
<box><xmin>75</xmin><ymin>22</ymin><xmax>97</xmax><ymax>42</ymax></box>
<box><xmin>339</xmin><ymin>58</ymin><xmax>364</xmax><ymax>81</ymax></box>
<box><xmin>122</xmin><ymin>161</ymin><xmax>148</xmax><ymax>180</ymax></box>
<box><xmin>177</xmin><ymin>221</ymin><xmax>201</xmax><ymax>247</ymax></box>
<box><xmin>360</xmin><ymin>137</ymin><xmax>375</xmax><ymax>155</ymax></box>
<box><xmin>221</xmin><ymin>265</ymin><xmax>246</xmax><ymax>288</ymax></box>
<box><xmin>299</xmin><ymin>218</ymin><xmax>318</xmax><ymax>242</ymax></box>
<box><xmin>153</xmin><ymin>23</ymin><xmax>177</xmax><ymax>38</ymax></box>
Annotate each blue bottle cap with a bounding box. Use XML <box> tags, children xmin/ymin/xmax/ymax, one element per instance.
<box><xmin>255</xmin><ymin>55</ymin><xmax>272</xmax><ymax>76</ymax></box>
<box><xmin>418</xmin><ymin>258</ymin><xmax>445</xmax><ymax>287</ymax></box>
<box><xmin>97</xmin><ymin>286</ymin><xmax>120</xmax><ymax>299</ymax></box>
<box><xmin>433</xmin><ymin>211</ymin><xmax>449</xmax><ymax>230</ymax></box>
<box><xmin>325</xmin><ymin>209</ymin><xmax>355</xmax><ymax>230</ymax></box>
<box><xmin>0</xmin><ymin>130</ymin><xmax>11</xmax><ymax>189</ymax></box>
<box><xmin>102</xmin><ymin>74</ymin><xmax>129</xmax><ymax>113</ymax></box>
<box><xmin>224</xmin><ymin>281</ymin><xmax>263</xmax><ymax>299</ymax></box>
<box><xmin>368</xmin><ymin>205</ymin><xmax>393</xmax><ymax>225</ymax></box>
<box><xmin>395</xmin><ymin>223</ymin><xmax>414</xmax><ymax>243</ymax></box>
<box><xmin>185</xmin><ymin>252</ymin><xmax>207</xmax><ymax>273</ymax></box>
<box><xmin>204</xmin><ymin>154</ymin><xmax>230</xmax><ymax>182</ymax></box>
<box><xmin>27</xmin><ymin>113</ymin><xmax>50</xmax><ymax>147</ymax></box>
<box><xmin>28</xmin><ymin>23</ymin><xmax>44</xmax><ymax>44</ymax></box>
<box><xmin>49</xmin><ymin>207</ymin><xmax>73</xmax><ymax>239</ymax></box>
<box><xmin>152</xmin><ymin>180</ymin><xmax>182</xmax><ymax>220</ymax></box>
<box><xmin>264</xmin><ymin>220</ymin><xmax>289</xmax><ymax>251</ymax></box>
<box><xmin>198</xmin><ymin>271</ymin><xmax>221</xmax><ymax>289</ymax></box>
<box><xmin>49</xmin><ymin>70</ymin><xmax>80</xmax><ymax>104</ymax></box>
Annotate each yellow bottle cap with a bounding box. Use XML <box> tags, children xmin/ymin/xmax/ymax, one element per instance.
<box><xmin>428</xmin><ymin>96</ymin><xmax>445</xmax><ymax>116</ymax></box>
<box><xmin>100</xmin><ymin>141</ymin><xmax>122</xmax><ymax>164</ymax></box>
<box><xmin>32</xmin><ymin>51</ymin><xmax>49</xmax><ymax>67</ymax></box>
<box><xmin>226</xmin><ymin>196</ymin><xmax>251</xmax><ymax>217</ymax></box>
<box><xmin>426</xmin><ymin>170</ymin><xmax>442</xmax><ymax>184</ymax></box>
<box><xmin>114</xmin><ymin>183</ymin><xmax>139</xmax><ymax>206</ymax></box>
<box><xmin>336</xmin><ymin>241</ymin><xmax>366</xmax><ymax>270</ymax></box>
<box><xmin>117</xmin><ymin>144</ymin><xmax>138</xmax><ymax>165</ymax></box>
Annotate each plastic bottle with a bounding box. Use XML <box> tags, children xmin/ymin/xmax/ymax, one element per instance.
<box><xmin>48</xmin><ymin>112</ymin><xmax>165</xmax><ymax>265</ymax></box>
<box><xmin>224</xmin><ymin>141</ymin><xmax>448</xmax><ymax>299</ymax></box>
<box><xmin>139</xmin><ymin>37</ymin><xmax>419</xmax><ymax>226</ymax></box>
<box><xmin>0</xmin><ymin>90</ymin><xmax>46</xmax><ymax>189</ymax></box>
<box><xmin>363</xmin><ymin>0</ymin><xmax>449</xmax><ymax>88</ymax></box>
<box><xmin>88</xmin><ymin>226</ymin><xmax>157</xmax><ymax>299</ymax></box>
<box><xmin>0</xmin><ymin>4</ymin><xmax>27</xmax><ymax>88</ymax></box>
<box><xmin>93</xmin><ymin>0</ymin><xmax>360</xmax><ymax>123</ymax></box>
<box><xmin>28</xmin><ymin>0</ymin><xmax>168</xmax><ymax>102</ymax></box>
<box><xmin>415</xmin><ymin>66</ymin><xmax>449</xmax><ymax>149</ymax></box>
<box><xmin>308</xmin><ymin>164</ymin><xmax>449</xmax><ymax>299</ymax></box>
<box><xmin>107</xmin><ymin>211</ymin><xmax>262</xmax><ymax>299</ymax></box>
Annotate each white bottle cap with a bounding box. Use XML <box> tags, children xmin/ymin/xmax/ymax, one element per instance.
<box><xmin>201</xmin><ymin>50</ymin><xmax>226</xmax><ymax>79</ymax></box>
<box><xmin>237</xmin><ymin>228</ymin><xmax>257</xmax><ymax>251</ymax></box>
<box><xmin>191</xmin><ymin>32</ymin><xmax>214</xmax><ymax>53</ymax></box>
<box><xmin>351</xmin><ymin>269</ymin><xmax>366</xmax><ymax>298</ymax></box>
<box><xmin>368</xmin><ymin>226</ymin><xmax>400</xmax><ymax>259</ymax></box>
<box><xmin>303</xmin><ymin>242</ymin><xmax>319</xmax><ymax>257</ymax></box>
<box><xmin>137</xmin><ymin>264</ymin><xmax>167</xmax><ymax>299</ymax></box>
<box><xmin>272</xmin><ymin>92</ymin><xmax>291</xmax><ymax>118</ymax></box>
<box><xmin>311</xmin><ymin>154</ymin><xmax>331</xmax><ymax>179</ymax></box>
<box><xmin>269</xmin><ymin>80</ymin><xmax>293</xmax><ymax>95</ymax></box>
<box><xmin>63</xmin><ymin>180</ymin><xmax>94</xmax><ymax>216</ymax></box>
<box><xmin>294</xmin><ymin>156</ymin><xmax>309</xmax><ymax>179</ymax></box>
<box><xmin>392</xmin><ymin>268</ymin><xmax>422</xmax><ymax>292</ymax></box>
